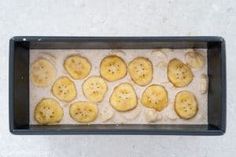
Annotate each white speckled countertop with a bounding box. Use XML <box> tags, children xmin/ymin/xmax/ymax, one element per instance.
<box><xmin>0</xmin><ymin>0</ymin><xmax>235</xmax><ymax>156</ymax></box>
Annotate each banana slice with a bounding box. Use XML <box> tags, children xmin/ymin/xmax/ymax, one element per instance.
<box><xmin>110</xmin><ymin>83</ymin><xmax>137</xmax><ymax>112</ymax></box>
<box><xmin>64</xmin><ymin>55</ymin><xmax>91</xmax><ymax>80</ymax></box>
<box><xmin>82</xmin><ymin>76</ymin><xmax>108</xmax><ymax>102</ymax></box>
<box><xmin>34</xmin><ymin>98</ymin><xmax>63</xmax><ymax>125</ymax></box>
<box><xmin>69</xmin><ymin>101</ymin><xmax>98</xmax><ymax>123</ymax></box>
<box><xmin>51</xmin><ymin>76</ymin><xmax>77</xmax><ymax>102</ymax></box>
<box><xmin>110</xmin><ymin>50</ymin><xmax>126</xmax><ymax>56</ymax></box>
<box><xmin>100</xmin><ymin>106</ymin><xmax>115</xmax><ymax>122</ymax></box>
<box><xmin>144</xmin><ymin>108</ymin><xmax>162</xmax><ymax>122</ymax></box>
<box><xmin>200</xmin><ymin>74</ymin><xmax>208</xmax><ymax>94</ymax></box>
<box><xmin>151</xmin><ymin>49</ymin><xmax>168</xmax><ymax>60</ymax></box>
<box><xmin>167</xmin><ymin>58</ymin><xmax>193</xmax><ymax>87</ymax></box>
<box><xmin>141</xmin><ymin>85</ymin><xmax>168</xmax><ymax>111</ymax></box>
<box><xmin>174</xmin><ymin>90</ymin><xmax>198</xmax><ymax>119</ymax></box>
<box><xmin>100</xmin><ymin>55</ymin><xmax>127</xmax><ymax>81</ymax></box>
<box><xmin>40</xmin><ymin>53</ymin><xmax>57</xmax><ymax>63</ymax></box>
<box><xmin>128</xmin><ymin>57</ymin><xmax>153</xmax><ymax>86</ymax></box>
<box><xmin>121</xmin><ymin>105</ymin><xmax>141</xmax><ymax>120</ymax></box>
<box><xmin>157</xmin><ymin>61</ymin><xmax>168</xmax><ymax>69</ymax></box>
<box><xmin>30</xmin><ymin>58</ymin><xmax>56</xmax><ymax>87</ymax></box>
<box><xmin>185</xmin><ymin>50</ymin><xmax>205</xmax><ymax>69</ymax></box>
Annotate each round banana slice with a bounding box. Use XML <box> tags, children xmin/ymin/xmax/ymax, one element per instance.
<box><xmin>144</xmin><ymin>108</ymin><xmax>162</xmax><ymax>122</ymax></box>
<box><xmin>34</xmin><ymin>98</ymin><xmax>63</xmax><ymax>125</ymax></box>
<box><xmin>82</xmin><ymin>76</ymin><xmax>108</xmax><ymax>102</ymax></box>
<box><xmin>30</xmin><ymin>58</ymin><xmax>56</xmax><ymax>87</ymax></box>
<box><xmin>141</xmin><ymin>85</ymin><xmax>168</xmax><ymax>111</ymax></box>
<box><xmin>174</xmin><ymin>91</ymin><xmax>198</xmax><ymax>119</ymax></box>
<box><xmin>100</xmin><ymin>106</ymin><xmax>115</xmax><ymax>122</ymax></box>
<box><xmin>52</xmin><ymin>76</ymin><xmax>77</xmax><ymax>102</ymax></box>
<box><xmin>185</xmin><ymin>50</ymin><xmax>205</xmax><ymax>69</ymax></box>
<box><xmin>69</xmin><ymin>101</ymin><xmax>98</xmax><ymax>123</ymax></box>
<box><xmin>64</xmin><ymin>55</ymin><xmax>91</xmax><ymax>80</ymax></box>
<box><xmin>110</xmin><ymin>83</ymin><xmax>137</xmax><ymax>112</ymax></box>
<box><xmin>200</xmin><ymin>74</ymin><xmax>208</xmax><ymax>94</ymax></box>
<box><xmin>128</xmin><ymin>57</ymin><xmax>153</xmax><ymax>86</ymax></box>
<box><xmin>121</xmin><ymin>105</ymin><xmax>141</xmax><ymax>120</ymax></box>
<box><xmin>167</xmin><ymin>58</ymin><xmax>193</xmax><ymax>87</ymax></box>
<box><xmin>100</xmin><ymin>55</ymin><xmax>127</xmax><ymax>81</ymax></box>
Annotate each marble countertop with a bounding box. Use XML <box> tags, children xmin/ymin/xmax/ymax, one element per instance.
<box><xmin>0</xmin><ymin>0</ymin><xmax>235</xmax><ymax>156</ymax></box>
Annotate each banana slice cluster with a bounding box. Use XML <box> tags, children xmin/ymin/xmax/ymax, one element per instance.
<box><xmin>110</xmin><ymin>83</ymin><xmax>137</xmax><ymax>112</ymax></box>
<box><xmin>167</xmin><ymin>58</ymin><xmax>193</xmax><ymax>87</ymax></box>
<box><xmin>128</xmin><ymin>57</ymin><xmax>153</xmax><ymax>86</ymax></box>
<box><xmin>30</xmin><ymin>59</ymin><xmax>56</xmax><ymax>87</ymax></box>
<box><xmin>34</xmin><ymin>98</ymin><xmax>64</xmax><ymax>125</ymax></box>
<box><xmin>32</xmin><ymin>48</ymin><xmax>205</xmax><ymax>125</ymax></box>
<box><xmin>100</xmin><ymin>55</ymin><xmax>127</xmax><ymax>81</ymax></box>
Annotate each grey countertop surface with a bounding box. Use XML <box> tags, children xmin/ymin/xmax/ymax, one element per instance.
<box><xmin>0</xmin><ymin>0</ymin><xmax>235</xmax><ymax>156</ymax></box>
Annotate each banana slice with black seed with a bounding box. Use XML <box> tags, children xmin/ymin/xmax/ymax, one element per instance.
<box><xmin>185</xmin><ymin>49</ymin><xmax>205</xmax><ymax>69</ymax></box>
<box><xmin>34</xmin><ymin>98</ymin><xmax>63</xmax><ymax>125</ymax></box>
<box><xmin>69</xmin><ymin>101</ymin><xmax>98</xmax><ymax>123</ymax></box>
<box><xmin>141</xmin><ymin>85</ymin><xmax>168</xmax><ymax>111</ymax></box>
<box><xmin>110</xmin><ymin>83</ymin><xmax>137</xmax><ymax>112</ymax></box>
<box><xmin>167</xmin><ymin>58</ymin><xmax>193</xmax><ymax>87</ymax></box>
<box><xmin>128</xmin><ymin>57</ymin><xmax>153</xmax><ymax>86</ymax></box>
<box><xmin>30</xmin><ymin>58</ymin><xmax>56</xmax><ymax>87</ymax></box>
<box><xmin>100</xmin><ymin>55</ymin><xmax>127</xmax><ymax>81</ymax></box>
<box><xmin>64</xmin><ymin>55</ymin><xmax>91</xmax><ymax>80</ymax></box>
<box><xmin>174</xmin><ymin>90</ymin><xmax>198</xmax><ymax>119</ymax></box>
<box><xmin>82</xmin><ymin>76</ymin><xmax>108</xmax><ymax>102</ymax></box>
<box><xmin>52</xmin><ymin>76</ymin><xmax>77</xmax><ymax>102</ymax></box>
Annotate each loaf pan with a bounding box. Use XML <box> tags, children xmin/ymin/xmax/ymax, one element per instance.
<box><xmin>9</xmin><ymin>36</ymin><xmax>226</xmax><ymax>135</ymax></box>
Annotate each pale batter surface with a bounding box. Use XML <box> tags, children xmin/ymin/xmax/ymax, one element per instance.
<box><xmin>30</xmin><ymin>49</ymin><xmax>208</xmax><ymax>125</ymax></box>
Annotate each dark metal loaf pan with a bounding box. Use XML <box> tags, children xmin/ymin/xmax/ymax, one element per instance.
<box><xmin>9</xmin><ymin>36</ymin><xmax>226</xmax><ymax>135</ymax></box>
